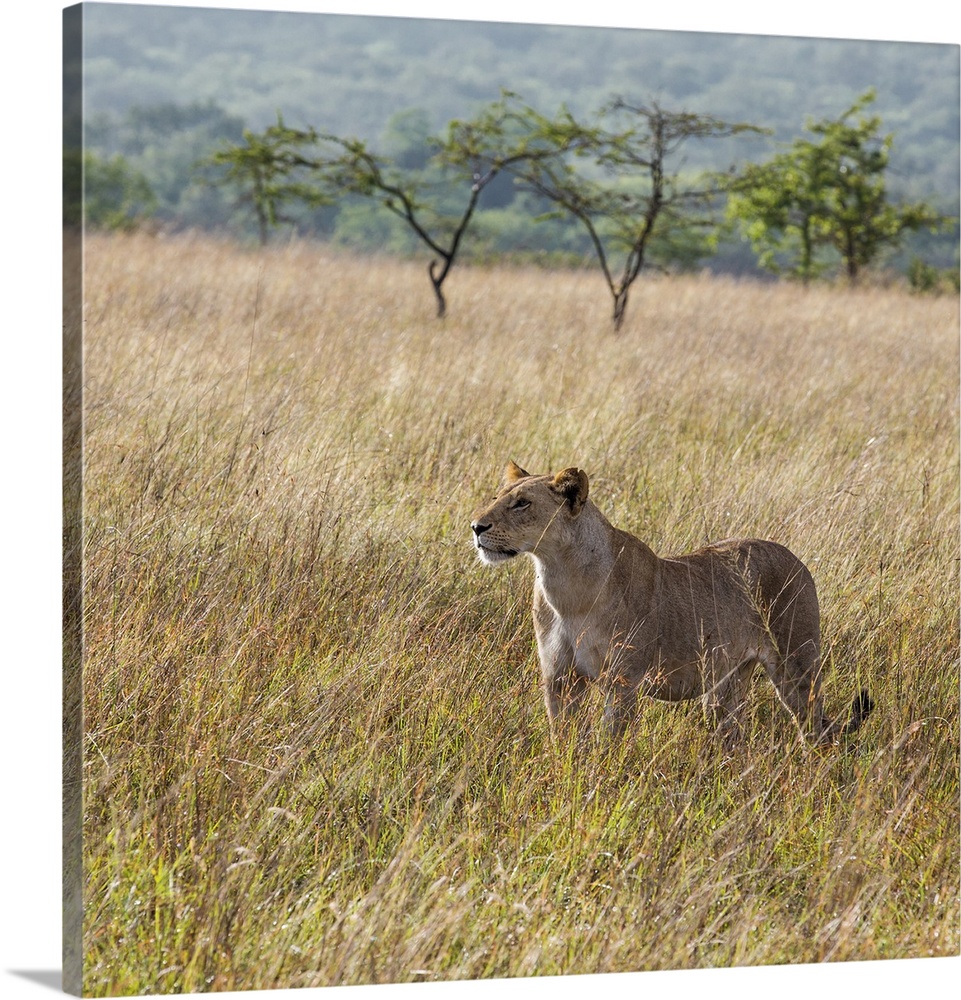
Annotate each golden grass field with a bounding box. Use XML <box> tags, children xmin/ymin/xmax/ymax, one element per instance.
<box><xmin>75</xmin><ymin>231</ymin><xmax>959</xmax><ymax>994</ymax></box>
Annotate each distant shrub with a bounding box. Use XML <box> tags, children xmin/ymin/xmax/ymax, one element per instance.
<box><xmin>78</xmin><ymin>151</ymin><xmax>157</xmax><ymax>231</ymax></box>
<box><xmin>908</xmin><ymin>255</ymin><xmax>960</xmax><ymax>294</ymax></box>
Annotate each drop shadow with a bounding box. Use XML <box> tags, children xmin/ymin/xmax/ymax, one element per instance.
<box><xmin>8</xmin><ymin>971</ymin><xmax>63</xmax><ymax>992</ymax></box>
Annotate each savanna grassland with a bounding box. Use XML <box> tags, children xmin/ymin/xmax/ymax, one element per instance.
<box><xmin>75</xmin><ymin>232</ymin><xmax>959</xmax><ymax>995</ymax></box>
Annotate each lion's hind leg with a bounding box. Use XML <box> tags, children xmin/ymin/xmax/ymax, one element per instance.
<box><xmin>763</xmin><ymin>641</ymin><xmax>833</xmax><ymax>741</ymax></box>
<box><xmin>765</xmin><ymin>648</ymin><xmax>875</xmax><ymax>743</ymax></box>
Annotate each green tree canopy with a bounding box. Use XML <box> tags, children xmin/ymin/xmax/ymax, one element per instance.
<box><xmin>205</xmin><ymin>114</ymin><xmax>329</xmax><ymax>245</ymax></box>
<box><xmin>727</xmin><ymin>90</ymin><xmax>947</xmax><ymax>284</ymax></box>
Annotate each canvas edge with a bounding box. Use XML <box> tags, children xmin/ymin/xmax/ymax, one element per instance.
<box><xmin>63</xmin><ymin>3</ymin><xmax>85</xmax><ymax>996</ymax></box>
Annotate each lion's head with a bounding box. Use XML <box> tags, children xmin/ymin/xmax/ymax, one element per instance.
<box><xmin>470</xmin><ymin>461</ymin><xmax>590</xmax><ymax>565</ymax></box>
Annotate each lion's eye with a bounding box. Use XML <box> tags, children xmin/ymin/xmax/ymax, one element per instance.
<box><xmin>512</xmin><ymin>499</ymin><xmax>531</xmax><ymax>511</ymax></box>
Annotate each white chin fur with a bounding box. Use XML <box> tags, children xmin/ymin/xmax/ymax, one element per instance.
<box><xmin>476</xmin><ymin>546</ymin><xmax>515</xmax><ymax>566</ymax></box>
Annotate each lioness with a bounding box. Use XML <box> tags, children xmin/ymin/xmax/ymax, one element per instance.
<box><xmin>471</xmin><ymin>461</ymin><xmax>873</xmax><ymax>744</ymax></box>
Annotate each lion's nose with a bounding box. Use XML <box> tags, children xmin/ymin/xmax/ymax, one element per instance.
<box><xmin>471</xmin><ymin>521</ymin><xmax>491</xmax><ymax>537</ymax></box>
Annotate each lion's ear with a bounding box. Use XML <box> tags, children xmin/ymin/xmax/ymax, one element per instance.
<box><xmin>504</xmin><ymin>460</ymin><xmax>531</xmax><ymax>484</ymax></box>
<box><xmin>552</xmin><ymin>467</ymin><xmax>589</xmax><ymax>514</ymax></box>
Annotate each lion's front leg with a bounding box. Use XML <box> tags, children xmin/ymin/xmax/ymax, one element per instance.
<box><xmin>534</xmin><ymin>595</ymin><xmax>593</xmax><ymax>738</ymax></box>
<box><xmin>702</xmin><ymin>653</ymin><xmax>753</xmax><ymax>747</ymax></box>
<box><xmin>543</xmin><ymin>665</ymin><xmax>591</xmax><ymax>731</ymax></box>
<box><xmin>602</xmin><ymin>679</ymin><xmax>639</xmax><ymax>740</ymax></box>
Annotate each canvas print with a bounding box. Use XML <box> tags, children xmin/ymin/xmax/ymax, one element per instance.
<box><xmin>63</xmin><ymin>2</ymin><xmax>960</xmax><ymax>995</ymax></box>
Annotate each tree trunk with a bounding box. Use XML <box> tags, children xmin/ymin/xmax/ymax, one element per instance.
<box><xmin>612</xmin><ymin>289</ymin><xmax>629</xmax><ymax>332</ymax></box>
<box><xmin>429</xmin><ymin>259</ymin><xmax>448</xmax><ymax>318</ymax></box>
<box><xmin>845</xmin><ymin>234</ymin><xmax>860</xmax><ymax>284</ymax></box>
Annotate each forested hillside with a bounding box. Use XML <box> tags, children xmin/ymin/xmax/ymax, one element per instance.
<box><xmin>71</xmin><ymin>4</ymin><xmax>959</xmax><ymax>275</ymax></box>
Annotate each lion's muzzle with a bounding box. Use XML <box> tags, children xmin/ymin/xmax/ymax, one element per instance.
<box><xmin>471</xmin><ymin>520</ymin><xmax>517</xmax><ymax>564</ymax></box>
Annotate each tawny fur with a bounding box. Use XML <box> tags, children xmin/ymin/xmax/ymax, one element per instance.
<box><xmin>471</xmin><ymin>461</ymin><xmax>873</xmax><ymax>744</ymax></box>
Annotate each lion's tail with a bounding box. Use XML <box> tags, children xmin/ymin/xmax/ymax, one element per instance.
<box><xmin>842</xmin><ymin>689</ymin><xmax>875</xmax><ymax>736</ymax></box>
<box><xmin>826</xmin><ymin>688</ymin><xmax>875</xmax><ymax>741</ymax></box>
<box><xmin>817</xmin><ymin>689</ymin><xmax>874</xmax><ymax>743</ymax></box>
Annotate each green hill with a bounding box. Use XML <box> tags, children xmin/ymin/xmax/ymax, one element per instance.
<box><xmin>70</xmin><ymin>4</ymin><xmax>959</xmax><ymax>274</ymax></box>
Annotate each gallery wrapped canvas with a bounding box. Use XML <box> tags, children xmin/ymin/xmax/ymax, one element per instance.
<box><xmin>62</xmin><ymin>2</ymin><xmax>959</xmax><ymax>996</ymax></box>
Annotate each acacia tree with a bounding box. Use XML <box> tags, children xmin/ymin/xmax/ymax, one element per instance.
<box><xmin>206</xmin><ymin>114</ymin><xmax>329</xmax><ymax>245</ymax></box>
<box><xmin>727</xmin><ymin>91</ymin><xmax>945</xmax><ymax>284</ymax></box>
<box><xmin>509</xmin><ymin>97</ymin><xmax>762</xmax><ymax>330</ymax></box>
<box><xmin>313</xmin><ymin>93</ymin><xmax>572</xmax><ymax>317</ymax></box>
<box><xmin>723</xmin><ymin>142</ymin><xmax>835</xmax><ymax>282</ymax></box>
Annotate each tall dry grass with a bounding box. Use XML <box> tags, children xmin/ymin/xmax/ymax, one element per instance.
<box><xmin>77</xmin><ymin>231</ymin><xmax>959</xmax><ymax>994</ymax></box>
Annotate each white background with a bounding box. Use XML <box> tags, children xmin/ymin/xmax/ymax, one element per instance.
<box><xmin>2</xmin><ymin>2</ymin><xmax>958</xmax><ymax>998</ymax></box>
